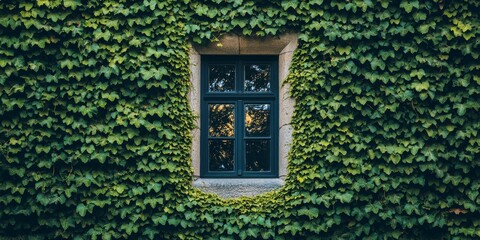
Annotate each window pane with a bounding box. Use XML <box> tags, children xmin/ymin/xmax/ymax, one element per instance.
<box><xmin>244</xmin><ymin>64</ymin><xmax>271</xmax><ymax>92</ymax></box>
<box><xmin>245</xmin><ymin>140</ymin><xmax>270</xmax><ymax>171</ymax></box>
<box><xmin>245</xmin><ymin>104</ymin><xmax>270</xmax><ymax>137</ymax></box>
<box><xmin>209</xmin><ymin>65</ymin><xmax>235</xmax><ymax>92</ymax></box>
<box><xmin>209</xmin><ymin>140</ymin><xmax>234</xmax><ymax>171</ymax></box>
<box><xmin>209</xmin><ymin>104</ymin><xmax>235</xmax><ymax>137</ymax></box>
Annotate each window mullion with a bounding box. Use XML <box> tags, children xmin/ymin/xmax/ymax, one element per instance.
<box><xmin>235</xmin><ymin>59</ymin><xmax>242</xmax><ymax>176</ymax></box>
<box><xmin>237</xmin><ymin>99</ymin><xmax>244</xmax><ymax>176</ymax></box>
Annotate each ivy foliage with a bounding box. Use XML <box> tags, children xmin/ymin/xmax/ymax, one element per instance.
<box><xmin>1</xmin><ymin>0</ymin><xmax>479</xmax><ymax>239</ymax></box>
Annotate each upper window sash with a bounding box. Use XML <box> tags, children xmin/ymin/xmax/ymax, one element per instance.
<box><xmin>201</xmin><ymin>55</ymin><xmax>278</xmax><ymax>97</ymax></box>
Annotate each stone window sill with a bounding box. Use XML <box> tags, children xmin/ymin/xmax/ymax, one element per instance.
<box><xmin>192</xmin><ymin>178</ymin><xmax>285</xmax><ymax>199</ymax></box>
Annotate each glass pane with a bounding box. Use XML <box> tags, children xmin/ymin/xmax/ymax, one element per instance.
<box><xmin>209</xmin><ymin>65</ymin><xmax>235</xmax><ymax>92</ymax></box>
<box><xmin>209</xmin><ymin>140</ymin><xmax>234</xmax><ymax>171</ymax></box>
<box><xmin>209</xmin><ymin>104</ymin><xmax>235</xmax><ymax>137</ymax></box>
<box><xmin>244</xmin><ymin>64</ymin><xmax>271</xmax><ymax>92</ymax></box>
<box><xmin>245</xmin><ymin>140</ymin><xmax>270</xmax><ymax>171</ymax></box>
<box><xmin>245</xmin><ymin>104</ymin><xmax>270</xmax><ymax>137</ymax></box>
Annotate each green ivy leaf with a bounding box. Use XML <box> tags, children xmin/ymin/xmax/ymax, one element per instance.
<box><xmin>336</xmin><ymin>45</ymin><xmax>352</xmax><ymax>55</ymax></box>
<box><xmin>400</xmin><ymin>0</ymin><xmax>419</xmax><ymax>13</ymax></box>
<box><xmin>63</xmin><ymin>0</ymin><xmax>81</xmax><ymax>10</ymax></box>
<box><xmin>37</xmin><ymin>0</ymin><xmax>50</xmax><ymax>6</ymax></box>
<box><xmin>336</xmin><ymin>192</ymin><xmax>354</xmax><ymax>203</ymax></box>
<box><xmin>76</xmin><ymin>203</ymin><xmax>87</xmax><ymax>217</ymax></box>
<box><xmin>410</xmin><ymin>69</ymin><xmax>426</xmax><ymax>79</ymax></box>
<box><xmin>455</xmin><ymin>104</ymin><xmax>466</xmax><ymax>116</ymax></box>
<box><xmin>412</xmin><ymin>81</ymin><xmax>429</xmax><ymax>92</ymax></box>
<box><xmin>152</xmin><ymin>215</ymin><xmax>168</xmax><ymax>225</ymax></box>
<box><xmin>281</xmin><ymin>0</ymin><xmax>299</xmax><ymax>10</ymax></box>
<box><xmin>370</xmin><ymin>58</ymin><xmax>386</xmax><ymax>70</ymax></box>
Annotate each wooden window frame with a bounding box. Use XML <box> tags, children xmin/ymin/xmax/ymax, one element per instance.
<box><xmin>200</xmin><ymin>55</ymin><xmax>279</xmax><ymax>178</ymax></box>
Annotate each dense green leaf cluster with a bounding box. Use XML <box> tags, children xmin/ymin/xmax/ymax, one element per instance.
<box><xmin>1</xmin><ymin>0</ymin><xmax>479</xmax><ymax>239</ymax></box>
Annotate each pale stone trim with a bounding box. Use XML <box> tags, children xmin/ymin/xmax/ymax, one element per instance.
<box><xmin>189</xmin><ymin>48</ymin><xmax>201</xmax><ymax>178</ymax></box>
<box><xmin>193</xmin><ymin>178</ymin><xmax>285</xmax><ymax>199</ymax></box>
<box><xmin>189</xmin><ymin>33</ymin><xmax>297</xmax><ymax>185</ymax></box>
<box><xmin>193</xmin><ymin>33</ymin><xmax>298</xmax><ymax>55</ymax></box>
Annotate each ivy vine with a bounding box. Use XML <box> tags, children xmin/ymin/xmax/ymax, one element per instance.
<box><xmin>0</xmin><ymin>0</ymin><xmax>479</xmax><ymax>239</ymax></box>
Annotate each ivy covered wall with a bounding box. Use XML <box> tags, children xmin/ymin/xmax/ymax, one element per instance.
<box><xmin>0</xmin><ymin>0</ymin><xmax>479</xmax><ymax>239</ymax></box>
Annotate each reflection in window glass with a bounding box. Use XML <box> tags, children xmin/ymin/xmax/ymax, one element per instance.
<box><xmin>209</xmin><ymin>104</ymin><xmax>235</xmax><ymax>137</ymax></box>
<box><xmin>209</xmin><ymin>65</ymin><xmax>235</xmax><ymax>92</ymax></box>
<box><xmin>245</xmin><ymin>104</ymin><xmax>270</xmax><ymax>137</ymax></box>
<box><xmin>246</xmin><ymin>140</ymin><xmax>270</xmax><ymax>171</ymax></box>
<box><xmin>209</xmin><ymin>140</ymin><xmax>234</xmax><ymax>171</ymax></box>
<box><xmin>244</xmin><ymin>64</ymin><xmax>271</xmax><ymax>92</ymax></box>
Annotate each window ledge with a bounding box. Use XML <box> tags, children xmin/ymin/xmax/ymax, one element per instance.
<box><xmin>192</xmin><ymin>178</ymin><xmax>285</xmax><ymax>199</ymax></box>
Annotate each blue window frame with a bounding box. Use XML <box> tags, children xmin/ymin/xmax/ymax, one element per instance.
<box><xmin>201</xmin><ymin>55</ymin><xmax>279</xmax><ymax>178</ymax></box>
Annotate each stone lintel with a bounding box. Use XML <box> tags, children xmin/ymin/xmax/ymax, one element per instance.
<box><xmin>193</xmin><ymin>33</ymin><xmax>298</xmax><ymax>55</ymax></box>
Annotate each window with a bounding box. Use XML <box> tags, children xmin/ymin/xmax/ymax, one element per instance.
<box><xmin>201</xmin><ymin>55</ymin><xmax>278</xmax><ymax>178</ymax></box>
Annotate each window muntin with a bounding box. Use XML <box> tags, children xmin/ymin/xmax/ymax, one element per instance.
<box><xmin>201</xmin><ymin>56</ymin><xmax>278</xmax><ymax>178</ymax></box>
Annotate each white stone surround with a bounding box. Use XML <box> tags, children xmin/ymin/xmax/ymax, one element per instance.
<box><xmin>189</xmin><ymin>33</ymin><xmax>297</xmax><ymax>198</ymax></box>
